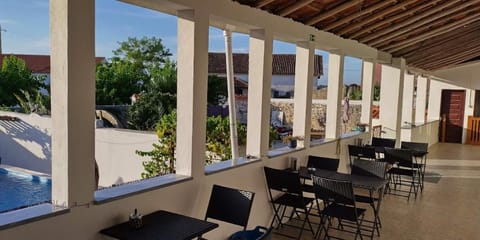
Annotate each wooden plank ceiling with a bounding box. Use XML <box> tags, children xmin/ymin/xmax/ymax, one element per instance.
<box><xmin>233</xmin><ymin>0</ymin><xmax>480</xmax><ymax>71</ymax></box>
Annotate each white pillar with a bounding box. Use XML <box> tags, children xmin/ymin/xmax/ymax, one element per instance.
<box><xmin>176</xmin><ymin>9</ymin><xmax>209</xmax><ymax>178</ymax></box>
<box><xmin>379</xmin><ymin>58</ymin><xmax>405</xmax><ymax>145</ymax></box>
<box><xmin>293</xmin><ymin>41</ymin><xmax>314</xmax><ymax>147</ymax></box>
<box><xmin>415</xmin><ymin>75</ymin><xmax>428</xmax><ymax>124</ymax></box>
<box><xmin>360</xmin><ymin>60</ymin><xmax>375</xmax><ymax>133</ymax></box>
<box><xmin>50</xmin><ymin>0</ymin><xmax>95</xmax><ymax>207</ymax></box>
<box><xmin>325</xmin><ymin>52</ymin><xmax>344</xmax><ymax>139</ymax></box>
<box><xmin>402</xmin><ymin>73</ymin><xmax>415</xmax><ymax>125</ymax></box>
<box><xmin>427</xmin><ymin>77</ymin><xmax>442</xmax><ymax>121</ymax></box>
<box><xmin>223</xmin><ymin>30</ymin><xmax>239</xmax><ymax>161</ymax></box>
<box><xmin>246</xmin><ymin>29</ymin><xmax>273</xmax><ymax>158</ymax></box>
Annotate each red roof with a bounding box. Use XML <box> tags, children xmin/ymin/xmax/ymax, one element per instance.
<box><xmin>208</xmin><ymin>52</ymin><xmax>323</xmax><ymax>76</ymax></box>
<box><xmin>0</xmin><ymin>54</ymin><xmax>105</xmax><ymax>74</ymax></box>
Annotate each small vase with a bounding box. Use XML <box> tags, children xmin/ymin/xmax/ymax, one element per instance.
<box><xmin>288</xmin><ymin>140</ymin><xmax>297</xmax><ymax>149</ymax></box>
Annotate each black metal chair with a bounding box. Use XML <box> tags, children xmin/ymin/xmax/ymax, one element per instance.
<box><xmin>348</xmin><ymin>145</ymin><xmax>377</xmax><ymax>166</ymax></box>
<box><xmin>303</xmin><ymin>156</ymin><xmax>340</xmax><ymax>194</ymax></box>
<box><xmin>401</xmin><ymin>141</ymin><xmax>428</xmax><ymax>192</ymax></box>
<box><xmin>384</xmin><ymin>148</ymin><xmax>419</xmax><ymax>201</ymax></box>
<box><xmin>351</xmin><ymin>159</ymin><xmax>388</xmax><ymax>236</ymax></box>
<box><xmin>204</xmin><ymin>184</ymin><xmax>255</xmax><ymax>239</ymax></box>
<box><xmin>307</xmin><ymin>156</ymin><xmax>340</xmax><ymax>171</ymax></box>
<box><xmin>263</xmin><ymin>167</ymin><xmax>315</xmax><ymax>239</ymax></box>
<box><xmin>371</xmin><ymin>137</ymin><xmax>396</xmax><ymax>160</ymax></box>
<box><xmin>312</xmin><ymin>175</ymin><xmax>367</xmax><ymax>240</ymax></box>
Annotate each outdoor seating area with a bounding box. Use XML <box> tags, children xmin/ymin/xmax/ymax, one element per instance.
<box><xmin>254</xmin><ymin>137</ymin><xmax>433</xmax><ymax>240</ymax></box>
<box><xmin>267</xmin><ymin>143</ymin><xmax>480</xmax><ymax>239</ymax></box>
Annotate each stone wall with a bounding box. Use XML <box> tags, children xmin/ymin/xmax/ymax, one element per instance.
<box><xmin>270</xmin><ymin>99</ymin><xmax>363</xmax><ymax>133</ymax></box>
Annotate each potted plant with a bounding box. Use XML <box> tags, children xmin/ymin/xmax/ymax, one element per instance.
<box><xmin>283</xmin><ymin>135</ymin><xmax>303</xmax><ymax>149</ymax></box>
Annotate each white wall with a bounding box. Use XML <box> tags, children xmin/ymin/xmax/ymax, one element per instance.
<box><xmin>0</xmin><ymin>111</ymin><xmax>52</xmax><ymax>173</ymax></box>
<box><xmin>0</xmin><ymin>112</ymin><xmax>157</xmax><ymax>187</ymax></box>
<box><xmin>434</xmin><ymin>61</ymin><xmax>480</xmax><ymax>89</ymax></box>
<box><xmin>95</xmin><ymin>129</ymin><xmax>158</xmax><ymax>187</ymax></box>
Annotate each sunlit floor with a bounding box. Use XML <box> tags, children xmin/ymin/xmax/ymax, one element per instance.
<box><xmin>272</xmin><ymin>143</ymin><xmax>480</xmax><ymax>239</ymax></box>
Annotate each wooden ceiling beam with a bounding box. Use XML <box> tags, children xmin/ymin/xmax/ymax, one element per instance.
<box><xmin>398</xmin><ymin>22</ymin><xmax>480</xmax><ymax>57</ymax></box>
<box><xmin>421</xmin><ymin>46</ymin><xmax>480</xmax><ymax>70</ymax></box>
<box><xmin>338</xmin><ymin>0</ymin><xmax>422</xmax><ymax>36</ymax></box>
<box><xmin>417</xmin><ymin>44</ymin><xmax>480</xmax><ymax>67</ymax></box>
<box><xmin>383</xmin><ymin>13</ymin><xmax>480</xmax><ymax>53</ymax></box>
<box><xmin>323</xmin><ymin>0</ymin><xmax>396</xmax><ymax>32</ymax></box>
<box><xmin>255</xmin><ymin>0</ymin><xmax>275</xmax><ymax>8</ymax></box>
<box><xmin>406</xmin><ymin>30</ymin><xmax>480</xmax><ymax>63</ymax></box>
<box><xmin>278</xmin><ymin>0</ymin><xmax>315</xmax><ymax>17</ymax></box>
<box><xmin>361</xmin><ymin>0</ymin><xmax>464</xmax><ymax>44</ymax></box>
<box><xmin>410</xmin><ymin>38</ymin><xmax>480</xmax><ymax>66</ymax></box>
<box><xmin>367</xmin><ymin>0</ymin><xmax>480</xmax><ymax>46</ymax></box>
<box><xmin>305</xmin><ymin>0</ymin><xmax>363</xmax><ymax>26</ymax></box>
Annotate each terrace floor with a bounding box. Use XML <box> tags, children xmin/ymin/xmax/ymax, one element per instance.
<box><xmin>272</xmin><ymin>143</ymin><xmax>480</xmax><ymax>239</ymax></box>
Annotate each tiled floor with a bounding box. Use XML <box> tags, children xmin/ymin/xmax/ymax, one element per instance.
<box><xmin>272</xmin><ymin>143</ymin><xmax>480</xmax><ymax>239</ymax></box>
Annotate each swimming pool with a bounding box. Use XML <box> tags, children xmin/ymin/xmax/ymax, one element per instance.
<box><xmin>0</xmin><ymin>168</ymin><xmax>51</xmax><ymax>213</ymax></box>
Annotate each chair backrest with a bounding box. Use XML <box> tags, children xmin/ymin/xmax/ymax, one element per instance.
<box><xmin>401</xmin><ymin>141</ymin><xmax>428</xmax><ymax>152</ymax></box>
<box><xmin>263</xmin><ymin>167</ymin><xmax>303</xmax><ymax>195</ymax></box>
<box><xmin>311</xmin><ymin>175</ymin><xmax>355</xmax><ymax>206</ymax></box>
<box><xmin>307</xmin><ymin>156</ymin><xmax>340</xmax><ymax>171</ymax></box>
<box><xmin>348</xmin><ymin>145</ymin><xmax>376</xmax><ymax>165</ymax></box>
<box><xmin>384</xmin><ymin>147</ymin><xmax>414</xmax><ymax>167</ymax></box>
<box><xmin>371</xmin><ymin>137</ymin><xmax>396</xmax><ymax>148</ymax></box>
<box><xmin>205</xmin><ymin>184</ymin><xmax>255</xmax><ymax>230</ymax></box>
<box><xmin>351</xmin><ymin>159</ymin><xmax>388</xmax><ymax>179</ymax></box>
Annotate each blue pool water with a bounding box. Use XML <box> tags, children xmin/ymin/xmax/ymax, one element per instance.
<box><xmin>0</xmin><ymin>168</ymin><xmax>51</xmax><ymax>213</ymax></box>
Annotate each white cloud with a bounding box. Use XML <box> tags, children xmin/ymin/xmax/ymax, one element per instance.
<box><xmin>0</xmin><ymin>19</ymin><xmax>17</xmax><ymax>25</ymax></box>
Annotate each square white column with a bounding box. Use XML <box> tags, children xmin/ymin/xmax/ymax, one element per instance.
<box><xmin>246</xmin><ymin>29</ymin><xmax>273</xmax><ymax>158</ymax></box>
<box><xmin>293</xmin><ymin>41</ymin><xmax>314</xmax><ymax>147</ymax></box>
<box><xmin>360</xmin><ymin>60</ymin><xmax>375</xmax><ymax>133</ymax></box>
<box><xmin>50</xmin><ymin>0</ymin><xmax>96</xmax><ymax>207</ymax></box>
<box><xmin>379</xmin><ymin>58</ymin><xmax>405</xmax><ymax>145</ymax></box>
<box><xmin>415</xmin><ymin>75</ymin><xmax>428</xmax><ymax>124</ymax></box>
<box><xmin>402</xmin><ymin>73</ymin><xmax>415</xmax><ymax>125</ymax></box>
<box><xmin>176</xmin><ymin>9</ymin><xmax>209</xmax><ymax>178</ymax></box>
<box><xmin>325</xmin><ymin>52</ymin><xmax>344</xmax><ymax>139</ymax></box>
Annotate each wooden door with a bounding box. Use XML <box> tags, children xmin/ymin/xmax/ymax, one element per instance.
<box><xmin>440</xmin><ymin>90</ymin><xmax>465</xmax><ymax>143</ymax></box>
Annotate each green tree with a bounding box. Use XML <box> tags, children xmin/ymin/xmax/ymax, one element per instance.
<box><xmin>136</xmin><ymin>110</ymin><xmax>177</xmax><ymax>178</ymax></box>
<box><xmin>96</xmin><ymin>60</ymin><xmax>146</xmax><ymax>105</ymax></box>
<box><xmin>373</xmin><ymin>84</ymin><xmax>381</xmax><ymax>101</ymax></box>
<box><xmin>0</xmin><ymin>56</ymin><xmax>46</xmax><ymax>107</ymax></box>
<box><xmin>207</xmin><ymin>75</ymin><xmax>228</xmax><ymax>106</ymax></box>
<box><xmin>136</xmin><ymin>113</ymin><xmax>248</xmax><ymax>178</ymax></box>
<box><xmin>112</xmin><ymin>36</ymin><xmax>172</xmax><ymax>72</ymax></box>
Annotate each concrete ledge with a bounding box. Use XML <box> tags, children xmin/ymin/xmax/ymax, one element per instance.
<box><xmin>0</xmin><ymin>204</ymin><xmax>69</xmax><ymax>230</ymax></box>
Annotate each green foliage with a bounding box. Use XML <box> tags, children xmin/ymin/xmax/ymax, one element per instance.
<box><xmin>269</xmin><ymin>126</ymin><xmax>279</xmax><ymax>147</ymax></box>
<box><xmin>96</xmin><ymin>60</ymin><xmax>146</xmax><ymax>105</ymax></box>
<box><xmin>14</xmin><ymin>90</ymin><xmax>50</xmax><ymax>114</ymax></box>
<box><xmin>136</xmin><ymin>111</ymin><xmax>177</xmax><ymax>178</ymax></box>
<box><xmin>373</xmin><ymin>84</ymin><xmax>381</xmax><ymax>101</ymax></box>
<box><xmin>349</xmin><ymin>88</ymin><xmax>362</xmax><ymax>100</ymax></box>
<box><xmin>96</xmin><ymin>37</ymin><xmax>174</xmax><ymax>106</ymax></box>
<box><xmin>112</xmin><ymin>36</ymin><xmax>172</xmax><ymax>71</ymax></box>
<box><xmin>0</xmin><ymin>56</ymin><xmax>46</xmax><ymax>107</ymax></box>
<box><xmin>136</xmin><ymin>113</ymin><xmax>247</xmax><ymax>178</ymax></box>
<box><xmin>207</xmin><ymin>75</ymin><xmax>228</xmax><ymax>106</ymax></box>
<box><xmin>205</xmin><ymin>116</ymin><xmax>247</xmax><ymax>163</ymax></box>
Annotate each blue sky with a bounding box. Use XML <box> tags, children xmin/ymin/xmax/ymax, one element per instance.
<box><xmin>0</xmin><ymin>0</ymin><xmax>361</xmax><ymax>84</ymax></box>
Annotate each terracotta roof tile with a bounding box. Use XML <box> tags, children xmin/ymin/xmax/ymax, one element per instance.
<box><xmin>208</xmin><ymin>52</ymin><xmax>323</xmax><ymax>76</ymax></box>
<box><xmin>0</xmin><ymin>54</ymin><xmax>105</xmax><ymax>74</ymax></box>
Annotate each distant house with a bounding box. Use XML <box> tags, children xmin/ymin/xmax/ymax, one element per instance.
<box><xmin>208</xmin><ymin>53</ymin><xmax>323</xmax><ymax>98</ymax></box>
<box><xmin>0</xmin><ymin>54</ymin><xmax>105</xmax><ymax>94</ymax></box>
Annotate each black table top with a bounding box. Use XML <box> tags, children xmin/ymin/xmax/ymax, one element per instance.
<box><xmin>298</xmin><ymin>167</ymin><xmax>387</xmax><ymax>191</ymax></box>
<box><xmin>100</xmin><ymin>210</ymin><xmax>218</xmax><ymax>240</ymax></box>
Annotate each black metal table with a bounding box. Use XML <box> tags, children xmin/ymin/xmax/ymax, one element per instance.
<box><xmin>298</xmin><ymin>167</ymin><xmax>387</xmax><ymax>191</ymax></box>
<box><xmin>298</xmin><ymin>167</ymin><xmax>387</xmax><ymax>236</ymax></box>
<box><xmin>100</xmin><ymin>210</ymin><xmax>219</xmax><ymax>240</ymax></box>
